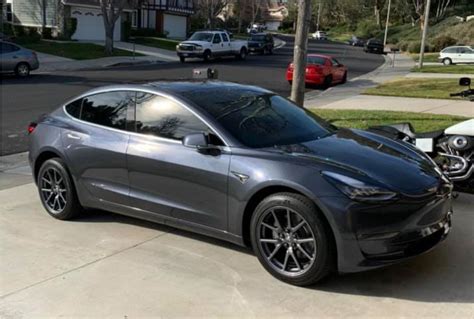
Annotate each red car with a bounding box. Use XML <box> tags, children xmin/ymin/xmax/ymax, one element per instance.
<box><xmin>286</xmin><ymin>54</ymin><xmax>348</xmax><ymax>87</ymax></box>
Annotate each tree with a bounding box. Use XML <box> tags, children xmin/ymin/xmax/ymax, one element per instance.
<box><xmin>99</xmin><ymin>0</ymin><xmax>141</xmax><ymax>55</ymax></box>
<box><xmin>196</xmin><ymin>0</ymin><xmax>229</xmax><ymax>28</ymax></box>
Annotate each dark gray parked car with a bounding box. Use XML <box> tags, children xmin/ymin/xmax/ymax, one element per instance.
<box><xmin>29</xmin><ymin>81</ymin><xmax>453</xmax><ymax>286</ymax></box>
<box><xmin>0</xmin><ymin>41</ymin><xmax>39</xmax><ymax>77</ymax></box>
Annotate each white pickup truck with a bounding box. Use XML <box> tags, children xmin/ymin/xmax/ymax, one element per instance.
<box><xmin>176</xmin><ymin>30</ymin><xmax>248</xmax><ymax>63</ymax></box>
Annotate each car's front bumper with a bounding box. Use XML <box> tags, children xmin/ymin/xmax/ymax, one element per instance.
<box><xmin>317</xmin><ymin>192</ymin><xmax>453</xmax><ymax>273</ymax></box>
<box><xmin>177</xmin><ymin>51</ymin><xmax>204</xmax><ymax>58</ymax></box>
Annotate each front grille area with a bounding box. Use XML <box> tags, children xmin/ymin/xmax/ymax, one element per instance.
<box><xmin>179</xmin><ymin>45</ymin><xmax>194</xmax><ymax>51</ymax></box>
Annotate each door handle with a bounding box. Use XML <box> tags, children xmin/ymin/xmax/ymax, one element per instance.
<box><xmin>67</xmin><ymin>133</ymin><xmax>81</xmax><ymax>140</ymax></box>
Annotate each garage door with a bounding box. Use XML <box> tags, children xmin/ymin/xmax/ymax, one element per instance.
<box><xmin>163</xmin><ymin>14</ymin><xmax>186</xmax><ymax>39</ymax></box>
<box><xmin>71</xmin><ymin>7</ymin><xmax>121</xmax><ymax>41</ymax></box>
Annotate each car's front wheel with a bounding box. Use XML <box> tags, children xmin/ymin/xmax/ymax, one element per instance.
<box><xmin>250</xmin><ymin>193</ymin><xmax>334</xmax><ymax>286</ymax></box>
<box><xmin>443</xmin><ymin>58</ymin><xmax>452</xmax><ymax>66</ymax></box>
<box><xmin>37</xmin><ymin>158</ymin><xmax>83</xmax><ymax>220</ymax></box>
<box><xmin>15</xmin><ymin>62</ymin><xmax>30</xmax><ymax>77</ymax></box>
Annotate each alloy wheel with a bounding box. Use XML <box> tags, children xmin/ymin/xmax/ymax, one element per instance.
<box><xmin>17</xmin><ymin>64</ymin><xmax>29</xmax><ymax>77</ymax></box>
<box><xmin>40</xmin><ymin>167</ymin><xmax>67</xmax><ymax>214</ymax></box>
<box><xmin>257</xmin><ymin>207</ymin><xmax>317</xmax><ymax>276</ymax></box>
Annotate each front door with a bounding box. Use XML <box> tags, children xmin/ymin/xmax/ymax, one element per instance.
<box><xmin>126</xmin><ymin>92</ymin><xmax>230</xmax><ymax>230</ymax></box>
<box><xmin>211</xmin><ymin>33</ymin><xmax>226</xmax><ymax>56</ymax></box>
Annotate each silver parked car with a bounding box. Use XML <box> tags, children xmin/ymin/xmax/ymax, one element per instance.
<box><xmin>0</xmin><ymin>41</ymin><xmax>39</xmax><ymax>77</ymax></box>
<box><xmin>439</xmin><ymin>46</ymin><xmax>474</xmax><ymax>65</ymax></box>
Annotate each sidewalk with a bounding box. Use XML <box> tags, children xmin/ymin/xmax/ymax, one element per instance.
<box><xmin>305</xmin><ymin>53</ymin><xmax>472</xmax><ymax>116</ymax></box>
<box><xmin>85</xmin><ymin>40</ymin><xmax>179</xmax><ymax>62</ymax></box>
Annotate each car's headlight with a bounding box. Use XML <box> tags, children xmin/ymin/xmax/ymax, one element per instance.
<box><xmin>322</xmin><ymin>171</ymin><xmax>398</xmax><ymax>203</ymax></box>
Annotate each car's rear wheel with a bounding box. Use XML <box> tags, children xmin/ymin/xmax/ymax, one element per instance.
<box><xmin>250</xmin><ymin>193</ymin><xmax>334</xmax><ymax>286</ymax></box>
<box><xmin>37</xmin><ymin>158</ymin><xmax>83</xmax><ymax>220</ymax></box>
<box><xmin>15</xmin><ymin>62</ymin><xmax>30</xmax><ymax>77</ymax></box>
<box><xmin>180</xmin><ymin>56</ymin><xmax>186</xmax><ymax>63</ymax></box>
<box><xmin>323</xmin><ymin>75</ymin><xmax>332</xmax><ymax>88</ymax></box>
<box><xmin>236</xmin><ymin>48</ymin><xmax>247</xmax><ymax>60</ymax></box>
<box><xmin>443</xmin><ymin>58</ymin><xmax>452</xmax><ymax>66</ymax></box>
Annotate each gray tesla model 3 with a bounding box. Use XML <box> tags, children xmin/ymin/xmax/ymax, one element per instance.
<box><xmin>28</xmin><ymin>81</ymin><xmax>453</xmax><ymax>286</ymax></box>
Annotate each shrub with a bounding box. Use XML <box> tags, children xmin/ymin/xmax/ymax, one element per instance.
<box><xmin>122</xmin><ymin>20</ymin><xmax>131</xmax><ymax>41</ymax></box>
<box><xmin>398</xmin><ymin>40</ymin><xmax>409</xmax><ymax>52</ymax></box>
<box><xmin>41</xmin><ymin>27</ymin><xmax>52</xmax><ymax>39</ymax></box>
<box><xmin>355</xmin><ymin>19</ymin><xmax>380</xmax><ymax>38</ymax></box>
<box><xmin>432</xmin><ymin>35</ymin><xmax>457</xmax><ymax>52</ymax></box>
<box><xmin>65</xmin><ymin>17</ymin><xmax>77</xmax><ymax>39</ymax></box>
<box><xmin>13</xmin><ymin>25</ymin><xmax>25</xmax><ymax>37</ymax></box>
<box><xmin>407</xmin><ymin>40</ymin><xmax>431</xmax><ymax>53</ymax></box>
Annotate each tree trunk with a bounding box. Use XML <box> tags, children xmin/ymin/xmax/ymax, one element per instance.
<box><xmin>374</xmin><ymin>5</ymin><xmax>381</xmax><ymax>28</ymax></box>
<box><xmin>290</xmin><ymin>0</ymin><xmax>311</xmax><ymax>107</ymax></box>
<box><xmin>104</xmin><ymin>23</ymin><xmax>114</xmax><ymax>55</ymax></box>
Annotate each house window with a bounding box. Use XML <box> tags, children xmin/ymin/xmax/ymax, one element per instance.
<box><xmin>6</xmin><ymin>3</ymin><xmax>12</xmax><ymax>22</ymax></box>
<box><xmin>131</xmin><ymin>11</ymin><xmax>137</xmax><ymax>28</ymax></box>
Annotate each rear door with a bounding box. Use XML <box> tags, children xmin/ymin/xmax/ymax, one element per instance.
<box><xmin>330</xmin><ymin>58</ymin><xmax>344</xmax><ymax>81</ymax></box>
<box><xmin>221</xmin><ymin>32</ymin><xmax>232</xmax><ymax>54</ymax></box>
<box><xmin>0</xmin><ymin>43</ymin><xmax>20</xmax><ymax>72</ymax></box>
<box><xmin>458</xmin><ymin>47</ymin><xmax>474</xmax><ymax>63</ymax></box>
<box><xmin>62</xmin><ymin>90</ymin><xmax>135</xmax><ymax>206</ymax></box>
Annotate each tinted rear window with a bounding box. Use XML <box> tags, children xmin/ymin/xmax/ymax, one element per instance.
<box><xmin>65</xmin><ymin>98</ymin><xmax>83</xmax><ymax>118</ymax></box>
<box><xmin>80</xmin><ymin>91</ymin><xmax>134</xmax><ymax>130</ymax></box>
<box><xmin>307</xmin><ymin>56</ymin><xmax>326</xmax><ymax>65</ymax></box>
<box><xmin>179</xmin><ymin>88</ymin><xmax>335</xmax><ymax>148</ymax></box>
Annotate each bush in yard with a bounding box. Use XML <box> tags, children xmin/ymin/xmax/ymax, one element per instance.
<box><xmin>131</xmin><ymin>28</ymin><xmax>167</xmax><ymax>38</ymax></box>
<box><xmin>122</xmin><ymin>20</ymin><xmax>131</xmax><ymax>41</ymax></box>
<box><xmin>355</xmin><ymin>19</ymin><xmax>380</xmax><ymax>39</ymax></box>
<box><xmin>13</xmin><ymin>25</ymin><xmax>25</xmax><ymax>37</ymax></box>
<box><xmin>64</xmin><ymin>17</ymin><xmax>77</xmax><ymax>39</ymax></box>
<box><xmin>398</xmin><ymin>40</ymin><xmax>409</xmax><ymax>52</ymax></box>
<box><xmin>408</xmin><ymin>40</ymin><xmax>431</xmax><ymax>53</ymax></box>
<box><xmin>432</xmin><ymin>35</ymin><xmax>457</xmax><ymax>52</ymax></box>
<box><xmin>42</xmin><ymin>27</ymin><xmax>52</xmax><ymax>39</ymax></box>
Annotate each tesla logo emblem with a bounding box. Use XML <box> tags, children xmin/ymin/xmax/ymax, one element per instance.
<box><xmin>231</xmin><ymin>171</ymin><xmax>249</xmax><ymax>184</ymax></box>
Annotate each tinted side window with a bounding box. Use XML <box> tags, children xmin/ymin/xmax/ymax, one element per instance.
<box><xmin>1</xmin><ymin>43</ymin><xmax>16</xmax><ymax>54</ymax></box>
<box><xmin>443</xmin><ymin>47</ymin><xmax>457</xmax><ymax>53</ymax></box>
<box><xmin>221</xmin><ymin>33</ymin><xmax>229</xmax><ymax>42</ymax></box>
<box><xmin>135</xmin><ymin>93</ymin><xmax>209</xmax><ymax>140</ymax></box>
<box><xmin>65</xmin><ymin>98</ymin><xmax>83</xmax><ymax>118</ymax></box>
<box><xmin>81</xmin><ymin>91</ymin><xmax>134</xmax><ymax>130</ymax></box>
<box><xmin>213</xmin><ymin>34</ymin><xmax>222</xmax><ymax>44</ymax></box>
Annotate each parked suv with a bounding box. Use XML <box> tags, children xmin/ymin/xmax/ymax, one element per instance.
<box><xmin>248</xmin><ymin>33</ymin><xmax>274</xmax><ymax>55</ymax></box>
<box><xmin>364</xmin><ymin>38</ymin><xmax>384</xmax><ymax>54</ymax></box>
<box><xmin>0</xmin><ymin>41</ymin><xmax>39</xmax><ymax>77</ymax></box>
<box><xmin>439</xmin><ymin>46</ymin><xmax>474</xmax><ymax>65</ymax></box>
<box><xmin>311</xmin><ymin>31</ymin><xmax>327</xmax><ymax>40</ymax></box>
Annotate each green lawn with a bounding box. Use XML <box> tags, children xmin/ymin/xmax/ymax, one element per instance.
<box><xmin>20</xmin><ymin>40</ymin><xmax>142</xmax><ymax>60</ymax></box>
<box><xmin>411</xmin><ymin>65</ymin><xmax>474</xmax><ymax>74</ymax></box>
<box><xmin>312</xmin><ymin>109</ymin><xmax>467</xmax><ymax>133</ymax></box>
<box><xmin>133</xmin><ymin>37</ymin><xmax>180</xmax><ymax>51</ymax></box>
<box><xmin>410</xmin><ymin>53</ymin><xmax>440</xmax><ymax>63</ymax></box>
<box><xmin>364</xmin><ymin>78</ymin><xmax>467</xmax><ymax>99</ymax></box>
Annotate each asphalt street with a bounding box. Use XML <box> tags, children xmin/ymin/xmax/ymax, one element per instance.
<box><xmin>0</xmin><ymin>35</ymin><xmax>384</xmax><ymax>155</ymax></box>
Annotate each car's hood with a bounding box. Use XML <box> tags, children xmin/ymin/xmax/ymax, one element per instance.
<box><xmin>180</xmin><ymin>41</ymin><xmax>209</xmax><ymax>46</ymax></box>
<box><xmin>270</xmin><ymin>128</ymin><xmax>443</xmax><ymax>195</ymax></box>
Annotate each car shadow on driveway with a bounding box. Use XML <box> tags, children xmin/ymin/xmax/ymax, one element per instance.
<box><xmin>73</xmin><ymin>193</ymin><xmax>473</xmax><ymax>304</ymax></box>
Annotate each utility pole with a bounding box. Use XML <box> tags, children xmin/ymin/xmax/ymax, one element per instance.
<box><xmin>383</xmin><ymin>0</ymin><xmax>391</xmax><ymax>46</ymax></box>
<box><xmin>316</xmin><ymin>1</ymin><xmax>321</xmax><ymax>31</ymax></box>
<box><xmin>418</xmin><ymin>0</ymin><xmax>432</xmax><ymax>69</ymax></box>
<box><xmin>290</xmin><ymin>0</ymin><xmax>312</xmax><ymax>107</ymax></box>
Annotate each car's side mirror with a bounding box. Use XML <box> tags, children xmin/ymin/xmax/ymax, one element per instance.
<box><xmin>183</xmin><ymin>133</ymin><xmax>209</xmax><ymax>149</ymax></box>
<box><xmin>459</xmin><ymin>77</ymin><xmax>471</xmax><ymax>87</ymax></box>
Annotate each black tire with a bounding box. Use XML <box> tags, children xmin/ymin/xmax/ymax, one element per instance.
<box><xmin>236</xmin><ymin>48</ymin><xmax>247</xmax><ymax>60</ymax></box>
<box><xmin>15</xmin><ymin>62</ymin><xmax>30</xmax><ymax>77</ymax></box>
<box><xmin>341</xmin><ymin>72</ymin><xmax>347</xmax><ymax>84</ymax></box>
<box><xmin>179</xmin><ymin>56</ymin><xmax>186</xmax><ymax>63</ymax></box>
<box><xmin>203</xmin><ymin>50</ymin><xmax>211</xmax><ymax>62</ymax></box>
<box><xmin>288</xmin><ymin>80</ymin><xmax>292</xmax><ymax>85</ymax></box>
<box><xmin>263</xmin><ymin>47</ymin><xmax>269</xmax><ymax>55</ymax></box>
<box><xmin>323</xmin><ymin>75</ymin><xmax>332</xmax><ymax>89</ymax></box>
<box><xmin>269</xmin><ymin>47</ymin><xmax>273</xmax><ymax>55</ymax></box>
<box><xmin>443</xmin><ymin>58</ymin><xmax>452</xmax><ymax>66</ymax></box>
<box><xmin>250</xmin><ymin>192</ymin><xmax>335</xmax><ymax>286</ymax></box>
<box><xmin>37</xmin><ymin>158</ymin><xmax>83</xmax><ymax>220</ymax></box>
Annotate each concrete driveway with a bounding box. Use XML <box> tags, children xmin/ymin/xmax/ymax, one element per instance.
<box><xmin>0</xmin><ymin>183</ymin><xmax>473</xmax><ymax>318</ymax></box>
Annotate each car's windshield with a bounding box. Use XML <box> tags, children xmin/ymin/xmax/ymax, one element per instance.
<box><xmin>189</xmin><ymin>32</ymin><xmax>213</xmax><ymax>42</ymax></box>
<box><xmin>181</xmin><ymin>88</ymin><xmax>336</xmax><ymax>148</ymax></box>
<box><xmin>250</xmin><ymin>35</ymin><xmax>266</xmax><ymax>41</ymax></box>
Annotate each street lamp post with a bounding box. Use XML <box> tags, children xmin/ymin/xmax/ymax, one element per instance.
<box><xmin>383</xmin><ymin>0</ymin><xmax>391</xmax><ymax>47</ymax></box>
